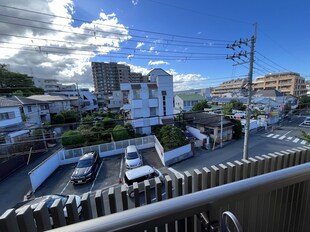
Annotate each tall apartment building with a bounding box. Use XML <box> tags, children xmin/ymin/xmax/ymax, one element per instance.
<box><xmin>130</xmin><ymin>72</ymin><xmax>148</xmax><ymax>83</ymax></box>
<box><xmin>253</xmin><ymin>72</ymin><xmax>306</xmax><ymax>97</ymax></box>
<box><xmin>92</xmin><ymin>62</ymin><xmax>130</xmax><ymax>95</ymax></box>
<box><xmin>212</xmin><ymin>79</ymin><xmax>247</xmax><ymax>97</ymax></box>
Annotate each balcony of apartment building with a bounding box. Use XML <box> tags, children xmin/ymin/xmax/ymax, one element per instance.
<box><xmin>2</xmin><ymin>149</ymin><xmax>310</xmax><ymax>232</ymax></box>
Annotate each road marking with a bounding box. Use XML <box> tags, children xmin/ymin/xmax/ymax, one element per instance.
<box><xmin>283</xmin><ymin>130</ymin><xmax>292</xmax><ymax>136</ymax></box>
<box><xmin>90</xmin><ymin>160</ymin><xmax>104</xmax><ymax>192</ymax></box>
<box><xmin>168</xmin><ymin>167</ymin><xmax>184</xmax><ymax>179</ymax></box>
<box><xmin>301</xmin><ymin>140</ymin><xmax>307</xmax><ymax>145</ymax></box>
<box><xmin>267</xmin><ymin>134</ymin><xmax>274</xmax><ymax>137</ymax></box>
<box><xmin>60</xmin><ymin>179</ymin><xmax>71</xmax><ymax>195</ymax></box>
<box><xmin>293</xmin><ymin>138</ymin><xmax>300</xmax><ymax>143</ymax></box>
<box><xmin>272</xmin><ymin>135</ymin><xmax>280</xmax><ymax>139</ymax></box>
<box><xmin>279</xmin><ymin>135</ymin><xmax>286</xmax><ymax>140</ymax></box>
<box><xmin>287</xmin><ymin>137</ymin><xmax>293</xmax><ymax>140</ymax></box>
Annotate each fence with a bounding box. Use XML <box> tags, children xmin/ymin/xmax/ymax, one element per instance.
<box><xmin>2</xmin><ymin>146</ymin><xmax>310</xmax><ymax>231</ymax></box>
<box><xmin>59</xmin><ymin>136</ymin><xmax>155</xmax><ymax>165</ymax></box>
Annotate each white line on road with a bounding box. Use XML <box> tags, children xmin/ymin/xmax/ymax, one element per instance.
<box><xmin>168</xmin><ymin>167</ymin><xmax>184</xmax><ymax>179</ymax></box>
<box><xmin>272</xmin><ymin>135</ymin><xmax>280</xmax><ymax>139</ymax></box>
<box><xmin>283</xmin><ymin>130</ymin><xmax>292</xmax><ymax>136</ymax></box>
<box><xmin>279</xmin><ymin>136</ymin><xmax>286</xmax><ymax>140</ymax></box>
<box><xmin>287</xmin><ymin>137</ymin><xmax>293</xmax><ymax>140</ymax></box>
<box><xmin>267</xmin><ymin>134</ymin><xmax>274</xmax><ymax>137</ymax></box>
<box><xmin>90</xmin><ymin>160</ymin><xmax>104</xmax><ymax>192</ymax></box>
<box><xmin>301</xmin><ymin>140</ymin><xmax>307</xmax><ymax>145</ymax></box>
<box><xmin>60</xmin><ymin>179</ymin><xmax>71</xmax><ymax>195</ymax></box>
<box><xmin>293</xmin><ymin>138</ymin><xmax>300</xmax><ymax>143</ymax></box>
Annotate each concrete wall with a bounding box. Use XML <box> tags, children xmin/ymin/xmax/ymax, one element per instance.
<box><xmin>28</xmin><ymin>149</ymin><xmax>62</xmax><ymax>192</ymax></box>
<box><xmin>163</xmin><ymin>144</ymin><xmax>192</xmax><ymax>166</ymax></box>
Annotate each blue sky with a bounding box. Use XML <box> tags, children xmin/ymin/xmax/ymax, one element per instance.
<box><xmin>0</xmin><ymin>0</ymin><xmax>309</xmax><ymax>90</ymax></box>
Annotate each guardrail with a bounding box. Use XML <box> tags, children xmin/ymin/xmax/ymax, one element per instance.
<box><xmin>1</xmin><ymin>146</ymin><xmax>310</xmax><ymax>231</ymax></box>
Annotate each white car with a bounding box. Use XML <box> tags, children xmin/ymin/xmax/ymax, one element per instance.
<box><xmin>125</xmin><ymin>145</ymin><xmax>143</xmax><ymax>169</ymax></box>
<box><xmin>123</xmin><ymin>165</ymin><xmax>164</xmax><ymax>198</ymax></box>
<box><xmin>303</xmin><ymin>117</ymin><xmax>310</xmax><ymax>126</ymax></box>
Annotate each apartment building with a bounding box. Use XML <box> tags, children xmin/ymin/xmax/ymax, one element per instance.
<box><xmin>253</xmin><ymin>72</ymin><xmax>306</xmax><ymax>97</ymax></box>
<box><xmin>212</xmin><ymin>78</ymin><xmax>247</xmax><ymax>97</ymax></box>
<box><xmin>121</xmin><ymin>68</ymin><xmax>173</xmax><ymax>135</ymax></box>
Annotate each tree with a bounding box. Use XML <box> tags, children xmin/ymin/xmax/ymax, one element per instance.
<box><xmin>61</xmin><ymin>110</ymin><xmax>80</xmax><ymax>123</ymax></box>
<box><xmin>158</xmin><ymin>125</ymin><xmax>187</xmax><ymax>150</ymax></box>
<box><xmin>231</xmin><ymin>119</ymin><xmax>242</xmax><ymax>139</ymax></box>
<box><xmin>299</xmin><ymin>96</ymin><xmax>310</xmax><ymax>109</ymax></box>
<box><xmin>124</xmin><ymin>123</ymin><xmax>135</xmax><ymax>138</ymax></box>
<box><xmin>0</xmin><ymin>64</ymin><xmax>44</xmax><ymax>96</ymax></box>
<box><xmin>284</xmin><ymin>103</ymin><xmax>291</xmax><ymax>115</ymax></box>
<box><xmin>61</xmin><ymin>130</ymin><xmax>84</xmax><ymax>147</ymax></box>
<box><xmin>112</xmin><ymin>125</ymin><xmax>129</xmax><ymax>141</ymax></box>
<box><xmin>52</xmin><ymin>114</ymin><xmax>65</xmax><ymax>124</ymax></box>
<box><xmin>191</xmin><ymin>100</ymin><xmax>211</xmax><ymax>112</ymax></box>
<box><xmin>223</xmin><ymin>99</ymin><xmax>246</xmax><ymax>115</ymax></box>
<box><xmin>299</xmin><ymin>130</ymin><xmax>310</xmax><ymax>144</ymax></box>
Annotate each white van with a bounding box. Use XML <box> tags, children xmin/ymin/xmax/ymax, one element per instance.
<box><xmin>123</xmin><ymin>165</ymin><xmax>164</xmax><ymax>198</ymax></box>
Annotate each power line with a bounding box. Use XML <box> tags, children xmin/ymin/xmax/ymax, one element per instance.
<box><xmin>0</xmin><ymin>4</ymin><xmax>234</xmax><ymax>43</ymax></box>
<box><xmin>256</xmin><ymin>51</ymin><xmax>290</xmax><ymax>72</ymax></box>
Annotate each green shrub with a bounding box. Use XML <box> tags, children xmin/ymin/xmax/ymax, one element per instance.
<box><xmin>61</xmin><ymin>130</ymin><xmax>84</xmax><ymax>147</ymax></box>
<box><xmin>112</xmin><ymin>125</ymin><xmax>129</xmax><ymax>141</ymax></box>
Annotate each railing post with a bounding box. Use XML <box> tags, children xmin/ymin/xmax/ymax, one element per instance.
<box><xmin>297</xmin><ymin>147</ymin><xmax>307</xmax><ymax>164</ymax></box>
<box><xmin>0</xmin><ymin>209</ymin><xmax>20</xmax><ymax>232</ymax></box>
<box><xmin>193</xmin><ymin>169</ymin><xmax>202</xmax><ymax>191</ymax></box>
<box><xmin>248</xmin><ymin>157</ymin><xmax>258</xmax><ymax>177</ymax></box>
<box><xmin>121</xmin><ymin>185</ymin><xmax>129</xmax><ymax>211</ymax></box>
<box><xmin>210</xmin><ymin>165</ymin><xmax>219</xmax><ymax>187</ymax></box>
<box><xmin>234</xmin><ymin>161</ymin><xmax>243</xmax><ymax>181</ymax></box>
<box><xmin>184</xmin><ymin>171</ymin><xmax>194</xmax><ymax>231</ymax></box>
<box><xmin>133</xmin><ymin>182</ymin><xmax>140</xmax><ymax>207</ymax></box>
<box><xmin>286</xmin><ymin>149</ymin><xmax>296</xmax><ymax>167</ymax></box>
<box><xmin>226</xmin><ymin>162</ymin><xmax>236</xmax><ymax>183</ymax></box>
<box><xmin>241</xmin><ymin>159</ymin><xmax>251</xmax><ymax>179</ymax></box>
<box><xmin>144</xmin><ymin>180</ymin><xmax>151</xmax><ymax>205</ymax></box>
<box><xmin>292</xmin><ymin>148</ymin><xmax>302</xmax><ymax>165</ymax></box>
<box><xmin>202</xmin><ymin>167</ymin><xmax>211</xmax><ymax>189</ymax></box>
<box><xmin>16</xmin><ymin>205</ymin><xmax>37</xmax><ymax>232</ymax></box>
<box><xmin>175</xmin><ymin>173</ymin><xmax>185</xmax><ymax>232</ymax></box>
<box><xmin>81</xmin><ymin>192</ymin><xmax>93</xmax><ymax>220</ymax></box>
<box><xmin>155</xmin><ymin>177</ymin><xmax>162</xmax><ymax>202</ymax></box>
<box><xmin>267</xmin><ymin>153</ymin><xmax>277</xmax><ymax>172</ymax></box>
<box><xmin>255</xmin><ymin>156</ymin><xmax>265</xmax><ymax>175</ymax></box>
<box><xmin>65</xmin><ymin>195</ymin><xmax>80</xmax><ymax>225</ymax></box>
<box><xmin>261</xmin><ymin>155</ymin><xmax>271</xmax><ymax>173</ymax></box>
<box><xmin>274</xmin><ymin>152</ymin><xmax>284</xmax><ymax>170</ymax></box>
<box><xmin>95</xmin><ymin>190</ymin><xmax>105</xmax><ymax>217</ymax></box>
<box><xmin>279</xmin><ymin>151</ymin><xmax>289</xmax><ymax>168</ymax></box>
<box><xmin>108</xmin><ymin>187</ymin><xmax>117</xmax><ymax>214</ymax></box>
<box><xmin>33</xmin><ymin>201</ymin><xmax>52</xmax><ymax>231</ymax></box>
<box><xmin>50</xmin><ymin>198</ymin><xmax>66</xmax><ymax>228</ymax></box>
<box><xmin>218</xmin><ymin>164</ymin><xmax>228</xmax><ymax>185</ymax></box>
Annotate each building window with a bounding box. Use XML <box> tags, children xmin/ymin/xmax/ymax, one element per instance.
<box><xmin>150</xmin><ymin>107</ymin><xmax>157</xmax><ymax>116</ymax></box>
<box><xmin>149</xmin><ymin>89</ymin><xmax>157</xmax><ymax>99</ymax></box>
<box><xmin>27</xmin><ymin>106</ymin><xmax>32</xmax><ymax>112</ymax></box>
<box><xmin>163</xmin><ymin>96</ymin><xmax>166</xmax><ymax>116</ymax></box>
<box><xmin>133</xmin><ymin>89</ymin><xmax>140</xmax><ymax>100</ymax></box>
<box><xmin>0</xmin><ymin>112</ymin><xmax>15</xmax><ymax>121</ymax></box>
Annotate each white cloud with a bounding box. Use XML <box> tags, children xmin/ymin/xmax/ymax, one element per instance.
<box><xmin>132</xmin><ymin>0</ymin><xmax>139</xmax><ymax>6</ymax></box>
<box><xmin>0</xmin><ymin>0</ymin><xmax>130</xmax><ymax>87</ymax></box>
<box><xmin>148</xmin><ymin>60</ymin><xmax>170</xmax><ymax>66</ymax></box>
<box><xmin>136</xmin><ymin>42</ymin><xmax>144</xmax><ymax>49</ymax></box>
<box><xmin>149</xmin><ymin>47</ymin><xmax>155</xmax><ymax>51</ymax></box>
<box><xmin>127</xmin><ymin>54</ymin><xmax>134</xmax><ymax>59</ymax></box>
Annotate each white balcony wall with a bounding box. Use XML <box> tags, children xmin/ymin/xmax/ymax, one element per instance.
<box><xmin>131</xmin><ymin>99</ymin><xmax>143</xmax><ymax>108</ymax></box>
<box><xmin>148</xmin><ymin>99</ymin><xmax>158</xmax><ymax>107</ymax></box>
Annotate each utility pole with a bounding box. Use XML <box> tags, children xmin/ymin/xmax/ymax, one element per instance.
<box><xmin>76</xmin><ymin>83</ymin><xmax>82</xmax><ymax>120</ymax></box>
<box><xmin>243</xmin><ymin>24</ymin><xmax>257</xmax><ymax>159</ymax></box>
<box><xmin>220</xmin><ymin>112</ymin><xmax>223</xmax><ymax>148</ymax></box>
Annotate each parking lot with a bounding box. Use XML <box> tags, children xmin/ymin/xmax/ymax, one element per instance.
<box><xmin>34</xmin><ymin>148</ymin><xmax>166</xmax><ymax>198</ymax></box>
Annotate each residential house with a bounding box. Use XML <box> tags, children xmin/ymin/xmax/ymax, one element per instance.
<box><xmin>0</xmin><ymin>97</ymin><xmax>29</xmax><ymax>144</ymax></box>
<box><xmin>27</xmin><ymin>95</ymin><xmax>77</xmax><ymax>116</ymax></box>
<box><xmin>174</xmin><ymin>94</ymin><xmax>205</xmax><ymax>113</ymax></box>
<box><xmin>121</xmin><ymin>68</ymin><xmax>174</xmax><ymax>135</ymax></box>
<box><xmin>184</xmin><ymin>112</ymin><xmax>234</xmax><ymax>144</ymax></box>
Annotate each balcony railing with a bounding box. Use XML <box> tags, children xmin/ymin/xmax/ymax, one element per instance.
<box><xmin>52</xmin><ymin>162</ymin><xmax>310</xmax><ymax>231</ymax></box>
<box><xmin>1</xmin><ymin>147</ymin><xmax>310</xmax><ymax>231</ymax></box>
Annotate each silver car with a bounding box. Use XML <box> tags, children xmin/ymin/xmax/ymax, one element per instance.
<box><xmin>125</xmin><ymin>145</ymin><xmax>143</xmax><ymax>169</ymax></box>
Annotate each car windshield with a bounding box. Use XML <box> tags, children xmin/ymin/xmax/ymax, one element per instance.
<box><xmin>127</xmin><ymin>152</ymin><xmax>138</xmax><ymax>160</ymax></box>
<box><xmin>77</xmin><ymin>159</ymin><xmax>92</xmax><ymax>168</ymax></box>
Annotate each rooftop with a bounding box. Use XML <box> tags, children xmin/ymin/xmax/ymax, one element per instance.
<box><xmin>0</xmin><ymin>97</ymin><xmax>21</xmax><ymax>108</ymax></box>
<box><xmin>176</xmin><ymin>94</ymin><xmax>205</xmax><ymax>101</ymax></box>
<box><xmin>27</xmin><ymin>95</ymin><xmax>78</xmax><ymax>102</ymax></box>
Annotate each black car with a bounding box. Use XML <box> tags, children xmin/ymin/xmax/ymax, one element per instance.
<box><xmin>71</xmin><ymin>151</ymin><xmax>100</xmax><ymax>184</ymax></box>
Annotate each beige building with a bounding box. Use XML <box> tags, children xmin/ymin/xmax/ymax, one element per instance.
<box><xmin>253</xmin><ymin>72</ymin><xmax>306</xmax><ymax>97</ymax></box>
<box><xmin>212</xmin><ymin>78</ymin><xmax>247</xmax><ymax>97</ymax></box>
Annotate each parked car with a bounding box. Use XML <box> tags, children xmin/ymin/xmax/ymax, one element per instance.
<box><xmin>123</xmin><ymin>165</ymin><xmax>164</xmax><ymax>198</ymax></box>
<box><xmin>14</xmin><ymin>194</ymin><xmax>82</xmax><ymax>217</ymax></box>
<box><xmin>71</xmin><ymin>151</ymin><xmax>100</xmax><ymax>184</ymax></box>
<box><xmin>303</xmin><ymin>117</ymin><xmax>310</xmax><ymax>126</ymax></box>
<box><xmin>124</xmin><ymin>145</ymin><xmax>143</xmax><ymax>169</ymax></box>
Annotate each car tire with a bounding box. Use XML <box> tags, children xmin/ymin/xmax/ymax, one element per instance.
<box><xmin>129</xmin><ymin>191</ymin><xmax>135</xmax><ymax>198</ymax></box>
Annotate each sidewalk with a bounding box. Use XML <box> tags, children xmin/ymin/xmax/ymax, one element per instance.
<box><xmin>0</xmin><ymin>144</ymin><xmax>61</xmax><ymax>215</ymax></box>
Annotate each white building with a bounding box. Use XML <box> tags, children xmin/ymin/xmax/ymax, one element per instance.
<box><xmin>49</xmin><ymin>88</ymin><xmax>98</xmax><ymax>112</ymax></box>
<box><xmin>121</xmin><ymin>68</ymin><xmax>174</xmax><ymax>135</ymax></box>
<box><xmin>0</xmin><ymin>97</ymin><xmax>29</xmax><ymax>144</ymax></box>
<box><xmin>33</xmin><ymin>77</ymin><xmax>76</xmax><ymax>92</ymax></box>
